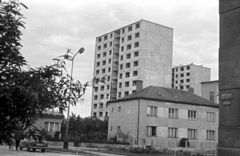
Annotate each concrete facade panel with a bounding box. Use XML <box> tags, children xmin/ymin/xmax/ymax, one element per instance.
<box><xmin>178</xmin><ymin>128</ymin><xmax>187</xmax><ymax>138</ymax></box>
<box><xmin>157</xmin><ymin>127</ymin><xmax>168</xmax><ymax>137</ymax></box>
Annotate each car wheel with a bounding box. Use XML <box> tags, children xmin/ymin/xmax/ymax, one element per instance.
<box><xmin>27</xmin><ymin>148</ymin><xmax>30</xmax><ymax>151</ymax></box>
<box><xmin>19</xmin><ymin>147</ymin><xmax>22</xmax><ymax>150</ymax></box>
<box><xmin>41</xmin><ymin>149</ymin><xmax>45</xmax><ymax>152</ymax></box>
<box><xmin>33</xmin><ymin>149</ymin><xmax>36</xmax><ymax>152</ymax></box>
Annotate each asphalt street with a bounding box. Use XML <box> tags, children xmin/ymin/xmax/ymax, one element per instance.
<box><xmin>0</xmin><ymin>146</ymin><xmax>85</xmax><ymax>156</ymax></box>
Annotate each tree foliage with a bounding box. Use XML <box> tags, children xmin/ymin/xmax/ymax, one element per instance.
<box><xmin>0</xmin><ymin>1</ymin><xmax>97</xmax><ymax>145</ymax></box>
<box><xmin>60</xmin><ymin>114</ymin><xmax>108</xmax><ymax>143</ymax></box>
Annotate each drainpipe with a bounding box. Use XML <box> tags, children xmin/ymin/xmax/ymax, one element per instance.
<box><xmin>137</xmin><ymin>98</ymin><xmax>140</xmax><ymax>145</ymax></box>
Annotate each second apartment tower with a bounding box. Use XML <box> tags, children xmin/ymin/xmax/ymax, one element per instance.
<box><xmin>92</xmin><ymin>19</ymin><xmax>173</xmax><ymax>119</ymax></box>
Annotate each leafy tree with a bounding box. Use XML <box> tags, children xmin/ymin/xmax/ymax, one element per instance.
<box><xmin>0</xmin><ymin>1</ymin><xmax>99</xmax><ymax>145</ymax></box>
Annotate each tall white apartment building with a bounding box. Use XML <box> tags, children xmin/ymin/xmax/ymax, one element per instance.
<box><xmin>92</xmin><ymin>19</ymin><xmax>173</xmax><ymax>119</ymax></box>
<box><xmin>172</xmin><ymin>64</ymin><xmax>211</xmax><ymax>96</ymax></box>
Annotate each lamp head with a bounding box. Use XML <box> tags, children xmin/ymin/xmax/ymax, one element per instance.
<box><xmin>78</xmin><ymin>47</ymin><xmax>85</xmax><ymax>54</ymax></box>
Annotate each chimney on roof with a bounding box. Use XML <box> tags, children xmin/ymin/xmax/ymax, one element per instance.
<box><xmin>136</xmin><ymin>80</ymin><xmax>143</xmax><ymax>92</ymax></box>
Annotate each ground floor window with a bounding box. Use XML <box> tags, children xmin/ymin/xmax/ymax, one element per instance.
<box><xmin>168</xmin><ymin>127</ymin><xmax>178</xmax><ymax>138</ymax></box>
<box><xmin>44</xmin><ymin>122</ymin><xmax>60</xmax><ymax>132</ymax></box>
<box><xmin>207</xmin><ymin>130</ymin><xmax>215</xmax><ymax>140</ymax></box>
<box><xmin>147</xmin><ymin>126</ymin><xmax>156</xmax><ymax>136</ymax></box>
<box><xmin>188</xmin><ymin>129</ymin><xmax>197</xmax><ymax>139</ymax></box>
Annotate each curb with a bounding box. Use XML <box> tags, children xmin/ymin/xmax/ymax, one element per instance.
<box><xmin>47</xmin><ymin>149</ymin><xmax>99</xmax><ymax>156</ymax></box>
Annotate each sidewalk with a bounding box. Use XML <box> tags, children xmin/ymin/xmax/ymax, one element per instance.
<box><xmin>48</xmin><ymin>146</ymin><xmax>125</xmax><ymax>156</ymax></box>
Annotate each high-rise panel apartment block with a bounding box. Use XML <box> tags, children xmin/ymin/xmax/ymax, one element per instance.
<box><xmin>172</xmin><ymin>64</ymin><xmax>211</xmax><ymax>96</ymax></box>
<box><xmin>92</xmin><ymin>19</ymin><xmax>173</xmax><ymax>119</ymax></box>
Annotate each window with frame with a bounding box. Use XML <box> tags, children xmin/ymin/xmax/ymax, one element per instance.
<box><xmin>132</xmin><ymin>90</ymin><xmax>136</xmax><ymax>93</ymax></box>
<box><xmin>119</xmin><ymin>83</ymin><xmax>122</xmax><ymax>88</ymax></box>
<box><xmin>128</xmin><ymin>26</ymin><xmax>132</xmax><ymax>32</ymax></box>
<box><xmin>103</xmin><ymin>44</ymin><xmax>107</xmax><ymax>49</ymax></box>
<box><xmin>134</xmin><ymin>42</ymin><xmax>139</xmax><ymax>48</ymax></box>
<box><xmin>126</xmin><ymin>63</ymin><xmax>131</xmax><ymax>68</ymax></box>
<box><xmin>180</xmin><ymin>80</ymin><xmax>184</xmax><ymax>83</ymax></box>
<box><xmin>118</xmin><ymin>92</ymin><xmax>121</xmax><ymax>98</ymax></box>
<box><xmin>125</xmin><ymin>81</ymin><xmax>129</xmax><ymax>87</ymax></box>
<box><xmin>108</xmin><ymin>76</ymin><xmax>110</xmax><ymax>81</ymax></box>
<box><xmin>110</xmin><ymin>42</ymin><xmax>112</xmax><ymax>47</ymax></box>
<box><xmin>207</xmin><ymin>130</ymin><xmax>215</xmax><ymax>140</ymax></box>
<box><xmin>96</xmin><ymin>62</ymin><xmax>100</xmax><ymax>67</ymax></box>
<box><xmin>176</xmin><ymin>74</ymin><xmax>178</xmax><ymax>78</ymax></box>
<box><xmin>98</xmin><ymin>46</ymin><xmax>101</xmax><ymax>51</ymax></box>
<box><xmin>100</xmin><ymin>94</ymin><xmax>104</xmax><ymax>99</ymax></box>
<box><xmin>121</xmin><ymin>37</ymin><xmax>124</xmax><ymax>43</ymax></box>
<box><xmin>103</xmin><ymin>52</ymin><xmax>107</xmax><ymax>57</ymax></box>
<box><xmin>120</xmin><ymin>55</ymin><xmax>123</xmax><ymax>61</ymax></box>
<box><xmin>181</xmin><ymin>67</ymin><xmax>184</xmax><ymax>71</ymax></box>
<box><xmin>96</xmin><ymin>70</ymin><xmax>99</xmax><ymax>75</ymax></box>
<box><xmin>186</xmin><ymin>73</ymin><xmax>190</xmax><ymax>76</ymax></box>
<box><xmin>133</xmin><ymin>61</ymin><xmax>138</xmax><ymax>67</ymax></box>
<box><xmin>99</xmin><ymin>112</ymin><xmax>103</xmax><ymax>117</ymax></box>
<box><xmin>188</xmin><ymin>110</ymin><xmax>197</xmax><ymax>120</ymax></box>
<box><xmin>122</xmin><ymin>28</ymin><xmax>125</xmax><ymax>34</ymax></box>
<box><xmin>125</xmin><ymin>72</ymin><xmax>130</xmax><ymax>78</ymax></box>
<box><xmin>100</xmin><ymin>86</ymin><xmax>104</xmax><ymax>91</ymax></box>
<box><xmin>97</xmin><ymin>54</ymin><xmax>100</xmax><ymax>59</ymax></box>
<box><xmin>109</xmin><ymin>50</ymin><xmax>112</xmax><ymax>55</ymax></box>
<box><xmin>98</xmin><ymin>37</ymin><xmax>102</xmax><ymax>42</ymax></box>
<box><xmin>132</xmin><ymin>80</ymin><xmax>137</xmax><ymax>86</ymax></box>
<box><xmin>147</xmin><ymin>106</ymin><xmax>157</xmax><ymax>116</ymax></box>
<box><xmin>104</xmin><ymin>35</ymin><xmax>108</xmax><ymax>40</ymax></box>
<box><xmin>133</xmin><ymin>71</ymin><xmax>138</xmax><ymax>76</ymax></box>
<box><xmin>188</xmin><ymin>129</ymin><xmax>197</xmax><ymax>139</ymax></box>
<box><xmin>134</xmin><ymin>51</ymin><xmax>139</xmax><ymax>57</ymax></box>
<box><xmin>135</xmin><ymin>32</ymin><xmax>140</xmax><ymax>38</ymax></box>
<box><xmin>207</xmin><ymin>112</ymin><xmax>216</xmax><ymax>122</ymax></box>
<box><xmin>121</xmin><ymin>46</ymin><xmax>124</xmax><ymax>52</ymax></box>
<box><xmin>93</xmin><ymin>112</ymin><xmax>97</xmax><ymax>117</ymax></box>
<box><xmin>187</xmin><ymin>66</ymin><xmax>190</xmax><ymax>70</ymax></box>
<box><xmin>100</xmin><ymin>103</ymin><xmax>103</xmax><ymax>108</ymax></box>
<box><xmin>127</xmin><ymin>35</ymin><xmax>132</xmax><ymax>41</ymax></box>
<box><xmin>106</xmin><ymin>103</ymin><xmax>108</xmax><ymax>108</ymax></box>
<box><xmin>105</xmin><ymin>112</ymin><xmax>108</xmax><ymax>117</ymax></box>
<box><xmin>119</xmin><ymin>73</ymin><xmax>122</xmax><ymax>79</ymax></box>
<box><xmin>175</xmin><ymin>81</ymin><xmax>178</xmax><ymax>84</ymax></box>
<box><xmin>94</xmin><ymin>95</ymin><xmax>98</xmax><ymax>100</ymax></box>
<box><xmin>118</xmin><ymin>107</ymin><xmax>121</xmax><ymax>112</ymax></box>
<box><xmin>94</xmin><ymin>104</ymin><xmax>97</xmax><ymax>109</ymax></box>
<box><xmin>94</xmin><ymin>87</ymin><xmax>98</xmax><ymax>92</ymax></box>
<box><xmin>209</xmin><ymin>91</ymin><xmax>215</xmax><ymax>102</ymax></box>
<box><xmin>109</xmin><ymin>59</ymin><xmax>111</xmax><ymax>64</ymax></box>
<box><xmin>169</xmin><ymin>108</ymin><xmax>178</xmax><ymax>119</ymax></box>
<box><xmin>135</xmin><ymin>23</ymin><xmax>140</xmax><ymax>29</ymax></box>
<box><xmin>180</xmin><ymin>74</ymin><xmax>184</xmax><ymax>77</ymax></box>
<box><xmin>102</xmin><ymin>69</ymin><xmax>105</xmax><ymax>74</ymax></box>
<box><xmin>168</xmin><ymin>127</ymin><xmax>178</xmax><ymax>138</ymax></box>
<box><xmin>125</xmin><ymin>91</ymin><xmax>129</xmax><ymax>96</ymax></box>
<box><xmin>102</xmin><ymin>60</ymin><xmax>106</xmax><ymax>65</ymax></box>
<box><xmin>106</xmin><ymin>94</ymin><xmax>109</xmax><ymax>99</ymax></box>
<box><xmin>147</xmin><ymin>126</ymin><xmax>156</xmax><ymax>136</ymax></box>
<box><xmin>120</xmin><ymin>64</ymin><xmax>123</xmax><ymax>70</ymax></box>
<box><xmin>108</xmin><ymin>67</ymin><xmax>111</xmax><ymax>72</ymax></box>
<box><xmin>117</xmin><ymin>126</ymin><xmax>121</xmax><ymax>131</ymax></box>
<box><xmin>110</xmin><ymin>33</ymin><xmax>112</xmax><ymax>38</ymax></box>
<box><xmin>126</xmin><ymin>53</ymin><xmax>131</xmax><ymax>59</ymax></box>
<box><xmin>127</xmin><ymin>44</ymin><xmax>131</xmax><ymax>50</ymax></box>
<box><xmin>107</xmin><ymin>85</ymin><xmax>110</xmax><ymax>90</ymax></box>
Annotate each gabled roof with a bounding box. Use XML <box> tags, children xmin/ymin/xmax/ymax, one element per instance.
<box><xmin>108</xmin><ymin>86</ymin><xmax>218</xmax><ymax>108</ymax></box>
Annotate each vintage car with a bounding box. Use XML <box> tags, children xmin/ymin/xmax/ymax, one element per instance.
<box><xmin>19</xmin><ymin>134</ymin><xmax>48</xmax><ymax>152</ymax></box>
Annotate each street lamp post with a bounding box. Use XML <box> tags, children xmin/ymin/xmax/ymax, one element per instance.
<box><xmin>63</xmin><ymin>47</ymin><xmax>84</xmax><ymax>149</ymax></box>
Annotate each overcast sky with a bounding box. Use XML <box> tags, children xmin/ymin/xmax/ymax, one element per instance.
<box><xmin>19</xmin><ymin>0</ymin><xmax>219</xmax><ymax>117</ymax></box>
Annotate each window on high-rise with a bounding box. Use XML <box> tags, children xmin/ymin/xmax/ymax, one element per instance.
<box><xmin>109</xmin><ymin>50</ymin><xmax>112</xmax><ymax>55</ymax></box>
<box><xmin>94</xmin><ymin>104</ymin><xmax>97</xmax><ymax>109</ymax></box>
<box><xmin>97</xmin><ymin>54</ymin><xmax>100</xmax><ymax>59</ymax></box>
<box><xmin>103</xmin><ymin>52</ymin><xmax>106</xmax><ymax>57</ymax></box>
<box><xmin>108</xmin><ymin>67</ymin><xmax>111</xmax><ymax>72</ymax></box>
<box><xmin>125</xmin><ymin>82</ymin><xmax>129</xmax><ymax>87</ymax></box>
<box><xmin>102</xmin><ymin>69</ymin><xmax>105</xmax><ymax>74</ymax></box>
<box><xmin>109</xmin><ymin>59</ymin><xmax>111</xmax><ymax>64</ymax></box>
<box><xmin>107</xmin><ymin>85</ymin><xmax>110</xmax><ymax>90</ymax></box>
<box><xmin>118</xmin><ymin>92</ymin><xmax>121</xmax><ymax>98</ymax></box>
<box><xmin>127</xmin><ymin>35</ymin><xmax>132</xmax><ymax>41</ymax></box>
<box><xmin>127</xmin><ymin>44</ymin><xmax>131</xmax><ymax>50</ymax></box>
<box><xmin>94</xmin><ymin>95</ymin><xmax>98</xmax><ymax>100</ymax></box>
<box><xmin>125</xmin><ymin>91</ymin><xmax>129</xmax><ymax>96</ymax></box>
<box><xmin>134</xmin><ymin>51</ymin><xmax>139</xmax><ymax>57</ymax></box>
<box><xmin>102</xmin><ymin>60</ymin><xmax>106</xmax><ymax>65</ymax></box>
<box><xmin>121</xmin><ymin>37</ymin><xmax>124</xmax><ymax>43</ymax></box>
<box><xmin>98</xmin><ymin>46</ymin><xmax>101</xmax><ymax>51</ymax></box>
<box><xmin>135</xmin><ymin>23</ymin><xmax>140</xmax><ymax>29</ymax></box>
<box><xmin>133</xmin><ymin>61</ymin><xmax>138</xmax><ymax>67</ymax></box>
<box><xmin>126</xmin><ymin>53</ymin><xmax>131</xmax><ymax>59</ymax></box>
<box><xmin>96</xmin><ymin>62</ymin><xmax>100</xmax><ymax>67</ymax></box>
<box><xmin>106</xmin><ymin>94</ymin><xmax>109</xmax><ymax>99</ymax></box>
<box><xmin>119</xmin><ymin>83</ymin><xmax>122</xmax><ymax>88</ymax></box>
<box><xmin>122</xmin><ymin>28</ymin><xmax>125</xmax><ymax>34</ymax></box>
<box><xmin>98</xmin><ymin>37</ymin><xmax>102</xmax><ymax>43</ymax></box>
<box><xmin>134</xmin><ymin>42</ymin><xmax>139</xmax><ymax>48</ymax></box>
<box><xmin>121</xmin><ymin>46</ymin><xmax>124</xmax><ymax>52</ymax></box>
<box><xmin>96</xmin><ymin>70</ymin><xmax>99</xmax><ymax>75</ymax></box>
<box><xmin>100</xmin><ymin>103</ymin><xmax>103</xmax><ymax>108</ymax></box>
<box><xmin>110</xmin><ymin>42</ymin><xmax>112</xmax><ymax>47</ymax></box>
<box><xmin>100</xmin><ymin>94</ymin><xmax>104</xmax><ymax>99</ymax></box>
<box><xmin>125</xmin><ymin>72</ymin><xmax>130</xmax><ymax>78</ymax></box>
<box><xmin>110</xmin><ymin>33</ymin><xmax>113</xmax><ymax>38</ymax></box>
<box><xmin>187</xmin><ymin>73</ymin><xmax>190</xmax><ymax>76</ymax></box>
<box><xmin>181</xmin><ymin>67</ymin><xmax>184</xmax><ymax>71</ymax></box>
<box><xmin>186</xmin><ymin>79</ymin><xmax>190</xmax><ymax>82</ymax></box>
<box><xmin>188</xmin><ymin>110</ymin><xmax>197</xmax><ymax>120</ymax></box>
<box><xmin>99</xmin><ymin>112</ymin><xmax>103</xmax><ymax>117</ymax></box>
<box><xmin>128</xmin><ymin>26</ymin><xmax>132</xmax><ymax>32</ymax></box>
<box><xmin>132</xmin><ymin>80</ymin><xmax>137</xmax><ymax>86</ymax></box>
<box><xmin>120</xmin><ymin>55</ymin><xmax>123</xmax><ymax>61</ymax></box>
<box><xmin>104</xmin><ymin>44</ymin><xmax>107</xmax><ymax>49</ymax></box>
<box><xmin>126</xmin><ymin>63</ymin><xmax>131</xmax><ymax>68</ymax></box>
<box><xmin>119</xmin><ymin>73</ymin><xmax>122</xmax><ymax>79</ymax></box>
<box><xmin>187</xmin><ymin>66</ymin><xmax>190</xmax><ymax>70</ymax></box>
<box><xmin>180</xmin><ymin>74</ymin><xmax>184</xmax><ymax>77</ymax></box>
<box><xmin>133</xmin><ymin>71</ymin><xmax>138</xmax><ymax>76</ymax></box>
<box><xmin>100</xmin><ymin>86</ymin><xmax>104</xmax><ymax>91</ymax></box>
<box><xmin>104</xmin><ymin>35</ymin><xmax>108</xmax><ymax>40</ymax></box>
<box><xmin>120</xmin><ymin>64</ymin><xmax>123</xmax><ymax>70</ymax></box>
<box><xmin>135</xmin><ymin>32</ymin><xmax>140</xmax><ymax>38</ymax></box>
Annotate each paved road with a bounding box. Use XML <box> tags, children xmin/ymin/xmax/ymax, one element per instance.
<box><xmin>0</xmin><ymin>146</ymin><xmax>85</xmax><ymax>156</ymax></box>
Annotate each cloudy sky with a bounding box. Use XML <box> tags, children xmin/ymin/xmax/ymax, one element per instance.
<box><xmin>19</xmin><ymin>0</ymin><xmax>219</xmax><ymax>117</ymax></box>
